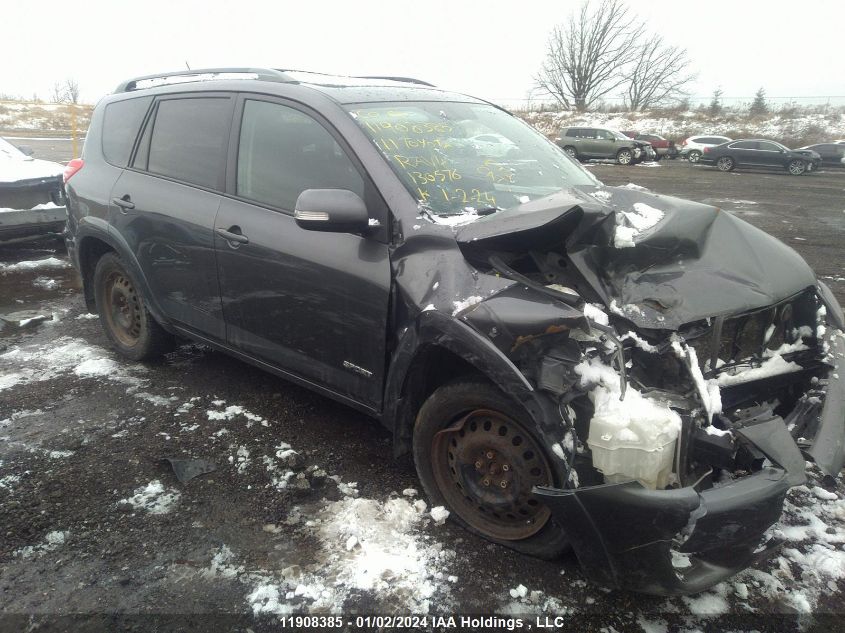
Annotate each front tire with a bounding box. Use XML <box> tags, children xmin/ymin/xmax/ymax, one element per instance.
<box><xmin>413</xmin><ymin>378</ymin><xmax>570</xmax><ymax>559</ymax></box>
<box><xmin>93</xmin><ymin>252</ymin><xmax>173</xmax><ymax>361</ymax></box>
<box><xmin>787</xmin><ymin>159</ymin><xmax>807</xmax><ymax>175</ymax></box>
<box><xmin>563</xmin><ymin>146</ymin><xmax>578</xmax><ymax>160</ymax></box>
<box><xmin>717</xmin><ymin>156</ymin><xmax>735</xmax><ymax>172</ymax></box>
<box><xmin>616</xmin><ymin>148</ymin><xmax>634</xmax><ymax>165</ymax></box>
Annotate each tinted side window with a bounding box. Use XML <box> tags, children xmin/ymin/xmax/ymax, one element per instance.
<box><xmin>758</xmin><ymin>142</ymin><xmax>781</xmax><ymax>151</ymax></box>
<box><xmin>147</xmin><ymin>97</ymin><xmax>232</xmax><ymax>189</ymax></box>
<box><xmin>565</xmin><ymin>128</ymin><xmax>578</xmax><ymax>137</ymax></box>
<box><xmin>102</xmin><ymin>97</ymin><xmax>152</xmax><ymax>167</ymax></box>
<box><xmin>236</xmin><ymin>100</ymin><xmax>364</xmax><ymax>212</ymax></box>
<box><xmin>731</xmin><ymin>141</ymin><xmax>758</xmax><ymax>150</ymax></box>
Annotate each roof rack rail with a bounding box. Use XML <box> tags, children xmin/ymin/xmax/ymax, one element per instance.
<box><xmin>115</xmin><ymin>68</ymin><xmax>294</xmax><ymax>93</ymax></box>
<box><xmin>356</xmin><ymin>76</ymin><xmax>436</xmax><ymax>87</ymax></box>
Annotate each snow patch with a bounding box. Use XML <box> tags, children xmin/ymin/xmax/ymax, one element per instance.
<box><xmin>118</xmin><ymin>480</ymin><xmax>180</xmax><ymax>514</ymax></box>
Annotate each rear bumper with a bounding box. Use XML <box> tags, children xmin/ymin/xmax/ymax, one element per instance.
<box><xmin>0</xmin><ymin>206</ymin><xmax>67</xmax><ymax>242</ymax></box>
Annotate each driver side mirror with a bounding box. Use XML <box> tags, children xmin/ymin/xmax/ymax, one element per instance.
<box><xmin>294</xmin><ymin>189</ymin><xmax>370</xmax><ymax>234</ymax></box>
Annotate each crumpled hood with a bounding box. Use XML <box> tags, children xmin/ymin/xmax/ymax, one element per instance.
<box><xmin>455</xmin><ymin>186</ymin><xmax>816</xmax><ymax>330</ymax></box>
<box><xmin>570</xmin><ymin>186</ymin><xmax>817</xmax><ymax>329</ymax></box>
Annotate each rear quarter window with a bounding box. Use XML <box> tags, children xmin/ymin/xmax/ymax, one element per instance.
<box><xmin>101</xmin><ymin>97</ymin><xmax>153</xmax><ymax>167</ymax></box>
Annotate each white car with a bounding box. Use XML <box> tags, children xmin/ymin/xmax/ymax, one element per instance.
<box><xmin>679</xmin><ymin>135</ymin><xmax>733</xmax><ymax>163</ymax></box>
<box><xmin>468</xmin><ymin>132</ymin><xmax>519</xmax><ymax>158</ymax></box>
<box><xmin>0</xmin><ymin>137</ymin><xmax>66</xmax><ymax>242</ymax></box>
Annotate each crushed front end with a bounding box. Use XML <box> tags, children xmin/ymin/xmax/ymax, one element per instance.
<box><xmin>531</xmin><ymin>285</ymin><xmax>844</xmax><ymax>595</ymax></box>
<box><xmin>451</xmin><ymin>188</ymin><xmax>844</xmax><ymax>595</ymax></box>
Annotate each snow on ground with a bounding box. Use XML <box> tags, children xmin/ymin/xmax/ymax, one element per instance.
<box><xmin>118</xmin><ymin>480</ymin><xmax>180</xmax><ymax>514</ymax></box>
<box><xmin>0</xmin><ymin>256</ymin><xmax>70</xmax><ymax>272</ymax></box>
<box><xmin>14</xmin><ymin>530</ymin><xmax>70</xmax><ymax>558</ymax></box>
<box><xmin>0</xmin><ymin>336</ymin><xmax>146</xmax><ymax>392</ymax></box>
<box><xmin>204</xmin><ymin>473</ymin><xmax>456</xmax><ymax>615</ymax></box>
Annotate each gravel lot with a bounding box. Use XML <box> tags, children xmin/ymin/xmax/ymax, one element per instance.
<box><xmin>1</xmin><ymin>160</ymin><xmax>844</xmax><ymax>632</ymax></box>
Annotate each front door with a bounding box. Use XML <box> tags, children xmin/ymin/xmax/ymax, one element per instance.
<box><xmin>214</xmin><ymin>97</ymin><xmax>391</xmax><ymax>409</ymax></box>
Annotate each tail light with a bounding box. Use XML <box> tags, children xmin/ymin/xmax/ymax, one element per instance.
<box><xmin>63</xmin><ymin>158</ymin><xmax>84</xmax><ymax>183</ymax></box>
<box><xmin>681</xmin><ymin>138</ymin><xmax>688</xmax><ymax>146</ymax></box>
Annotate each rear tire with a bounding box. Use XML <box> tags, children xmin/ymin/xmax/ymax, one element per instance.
<box><xmin>717</xmin><ymin>156</ymin><xmax>735</xmax><ymax>172</ymax></box>
<box><xmin>413</xmin><ymin>378</ymin><xmax>570</xmax><ymax>559</ymax></box>
<box><xmin>616</xmin><ymin>148</ymin><xmax>634</xmax><ymax>165</ymax></box>
<box><xmin>93</xmin><ymin>252</ymin><xmax>173</xmax><ymax>361</ymax></box>
<box><xmin>563</xmin><ymin>146</ymin><xmax>578</xmax><ymax>160</ymax></box>
<box><xmin>688</xmin><ymin>150</ymin><xmax>702</xmax><ymax>163</ymax></box>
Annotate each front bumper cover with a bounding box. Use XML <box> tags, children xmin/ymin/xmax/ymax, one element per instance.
<box><xmin>536</xmin><ymin>467</ymin><xmax>789</xmax><ymax>595</ymax></box>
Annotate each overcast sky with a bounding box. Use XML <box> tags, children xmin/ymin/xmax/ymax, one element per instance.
<box><xmin>3</xmin><ymin>0</ymin><xmax>844</xmax><ymax>106</ymax></box>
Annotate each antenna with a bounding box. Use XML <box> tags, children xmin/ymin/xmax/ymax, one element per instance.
<box><xmin>185</xmin><ymin>61</ymin><xmax>191</xmax><ymax>70</ymax></box>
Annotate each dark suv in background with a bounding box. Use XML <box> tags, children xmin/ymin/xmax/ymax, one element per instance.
<box><xmin>556</xmin><ymin>127</ymin><xmax>656</xmax><ymax>164</ymax></box>
<box><xmin>64</xmin><ymin>68</ymin><xmax>844</xmax><ymax>597</ymax></box>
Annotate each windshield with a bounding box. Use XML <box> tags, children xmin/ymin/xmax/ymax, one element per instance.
<box><xmin>346</xmin><ymin>102</ymin><xmax>598</xmax><ymax>218</ymax></box>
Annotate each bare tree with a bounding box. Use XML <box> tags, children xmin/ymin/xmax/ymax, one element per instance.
<box><xmin>623</xmin><ymin>37</ymin><xmax>695</xmax><ymax>111</ymax></box>
<box><xmin>535</xmin><ymin>0</ymin><xmax>645</xmax><ymax>111</ymax></box>
<box><xmin>49</xmin><ymin>79</ymin><xmax>81</xmax><ymax>104</ymax></box>
<box><xmin>64</xmin><ymin>79</ymin><xmax>80</xmax><ymax>104</ymax></box>
<box><xmin>51</xmin><ymin>81</ymin><xmax>66</xmax><ymax>104</ymax></box>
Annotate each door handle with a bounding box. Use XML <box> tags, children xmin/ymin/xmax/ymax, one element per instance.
<box><xmin>112</xmin><ymin>195</ymin><xmax>135</xmax><ymax>211</ymax></box>
<box><xmin>215</xmin><ymin>226</ymin><xmax>249</xmax><ymax>245</ymax></box>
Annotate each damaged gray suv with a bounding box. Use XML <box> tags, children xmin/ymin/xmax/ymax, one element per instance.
<box><xmin>64</xmin><ymin>68</ymin><xmax>845</xmax><ymax>596</ymax></box>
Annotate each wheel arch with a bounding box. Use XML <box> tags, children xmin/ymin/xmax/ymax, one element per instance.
<box><xmin>75</xmin><ymin>226</ymin><xmax>171</xmax><ymax>330</ymax></box>
<box><xmin>384</xmin><ymin>311</ymin><xmax>559</xmax><ymax>458</ymax></box>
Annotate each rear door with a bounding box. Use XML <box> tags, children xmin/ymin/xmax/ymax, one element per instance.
<box><xmin>727</xmin><ymin>141</ymin><xmax>759</xmax><ymax>166</ymax></box>
<box><xmin>214</xmin><ymin>96</ymin><xmax>391</xmax><ymax>409</ymax></box>
<box><xmin>111</xmin><ymin>94</ymin><xmax>233</xmax><ymax>340</ymax></box>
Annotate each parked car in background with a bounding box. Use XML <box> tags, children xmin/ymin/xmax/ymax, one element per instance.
<box><xmin>467</xmin><ymin>132</ymin><xmax>519</xmax><ymax>158</ymax></box>
<box><xmin>621</xmin><ymin>132</ymin><xmax>677</xmax><ymax>159</ymax></box>
<box><xmin>800</xmin><ymin>143</ymin><xmax>845</xmax><ymax>167</ymax></box>
<box><xmin>679</xmin><ymin>135</ymin><xmax>732</xmax><ymax>163</ymax></box>
<box><xmin>701</xmin><ymin>139</ymin><xmax>820</xmax><ymax>175</ymax></box>
<box><xmin>556</xmin><ymin>127</ymin><xmax>656</xmax><ymax>165</ymax></box>
<box><xmin>0</xmin><ymin>137</ymin><xmax>66</xmax><ymax>243</ymax></box>
<box><xmin>64</xmin><ymin>68</ymin><xmax>844</xmax><ymax>597</ymax></box>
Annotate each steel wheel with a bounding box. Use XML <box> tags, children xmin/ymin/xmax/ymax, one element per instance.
<box><xmin>430</xmin><ymin>409</ymin><xmax>553</xmax><ymax>541</ymax></box>
<box><xmin>617</xmin><ymin>149</ymin><xmax>633</xmax><ymax>165</ymax></box>
<box><xmin>717</xmin><ymin>156</ymin><xmax>735</xmax><ymax>171</ymax></box>
<box><xmin>688</xmin><ymin>150</ymin><xmax>702</xmax><ymax>163</ymax></box>
<box><xmin>788</xmin><ymin>159</ymin><xmax>806</xmax><ymax>175</ymax></box>
<box><xmin>103</xmin><ymin>271</ymin><xmax>142</xmax><ymax>347</ymax></box>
